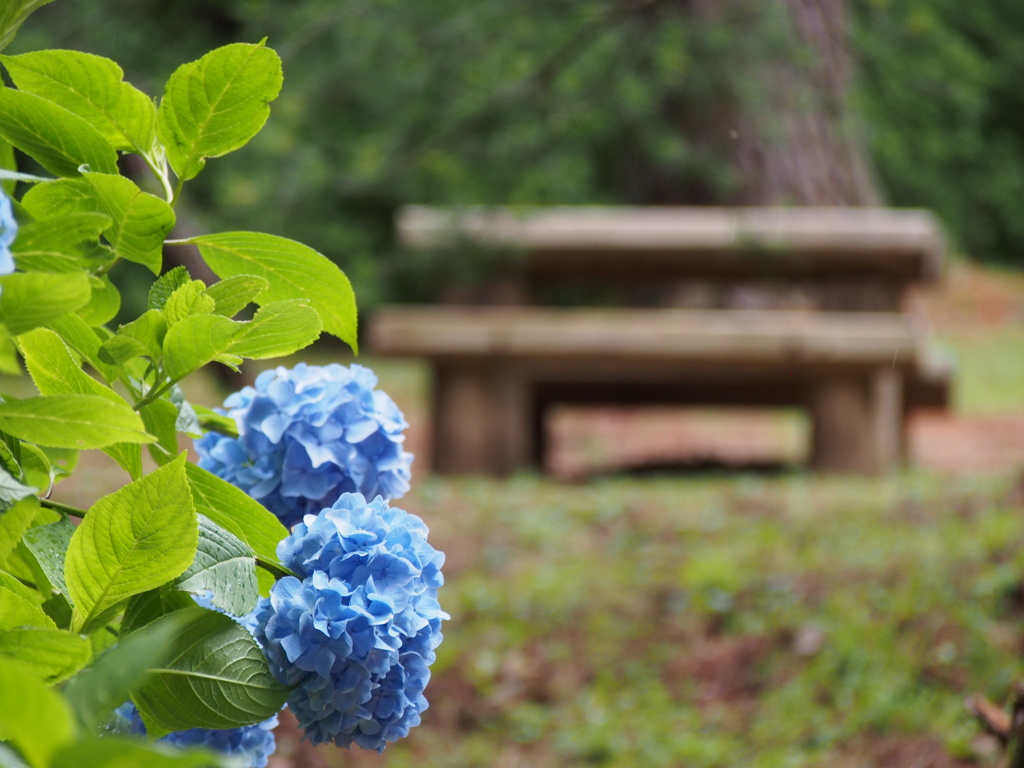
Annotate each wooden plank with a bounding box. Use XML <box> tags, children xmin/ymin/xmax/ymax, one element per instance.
<box><xmin>397</xmin><ymin>205</ymin><xmax>945</xmax><ymax>282</ymax></box>
<box><xmin>369</xmin><ymin>307</ymin><xmax>925</xmax><ymax>367</ymax></box>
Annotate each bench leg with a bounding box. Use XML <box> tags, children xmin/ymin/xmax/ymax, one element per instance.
<box><xmin>809</xmin><ymin>368</ymin><xmax>903</xmax><ymax>474</ymax></box>
<box><xmin>431</xmin><ymin>365</ymin><xmax>533</xmax><ymax>475</ymax></box>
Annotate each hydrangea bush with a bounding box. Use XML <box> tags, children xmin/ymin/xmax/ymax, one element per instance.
<box><xmin>0</xmin><ymin>5</ymin><xmax>446</xmax><ymax>767</ymax></box>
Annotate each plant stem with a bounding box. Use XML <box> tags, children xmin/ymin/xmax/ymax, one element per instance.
<box><xmin>40</xmin><ymin>498</ymin><xmax>87</xmax><ymax>518</ymax></box>
<box><xmin>133</xmin><ymin>379</ymin><xmax>176</xmax><ymax>411</ymax></box>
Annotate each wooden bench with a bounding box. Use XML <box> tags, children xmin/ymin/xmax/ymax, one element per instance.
<box><xmin>369</xmin><ymin>206</ymin><xmax>951</xmax><ymax>475</ymax></box>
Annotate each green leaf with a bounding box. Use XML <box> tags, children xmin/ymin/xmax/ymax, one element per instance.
<box><xmin>22</xmin><ymin>517</ymin><xmax>74</xmax><ymax>598</ymax></box>
<box><xmin>205</xmin><ymin>274</ymin><xmax>268</xmax><ymax>317</ymax></box>
<box><xmin>163</xmin><ymin>279</ymin><xmax>214</xmax><ymax>325</ymax></box>
<box><xmin>48</xmin><ymin>314</ymin><xmax>117</xmax><ymax>382</ymax></box>
<box><xmin>18</xmin><ymin>443</ymin><xmax>52</xmax><ymax>493</ymax></box>
<box><xmin>0</xmin><ymin>628</ymin><xmax>91</xmax><ymax>683</ymax></box>
<box><xmin>63</xmin><ymin>608</ymin><xmax>193</xmax><ymax>733</ymax></box>
<box><xmin>0</xmin><ymin>49</ymin><xmax>157</xmax><ymax>153</ymax></box>
<box><xmin>0</xmin><ymin>1</ymin><xmax>55</xmax><ymax>54</ymax></box>
<box><xmin>0</xmin><ymin>271</ymin><xmax>92</xmax><ymax>334</ymax></box>
<box><xmin>21</xmin><ymin>177</ymin><xmax>95</xmax><ymax>219</ymax></box>
<box><xmin>84</xmin><ymin>172</ymin><xmax>175</xmax><ymax>274</ymax></box>
<box><xmin>176</xmin><ymin>515</ymin><xmax>258</xmax><ymax>617</ymax></box>
<box><xmin>17</xmin><ymin>327</ymin><xmax>125</xmax><ymax>404</ymax></box>
<box><xmin>65</xmin><ymin>454</ymin><xmax>197</xmax><ymax>632</ymax></box>
<box><xmin>147</xmin><ymin>266</ymin><xmax>190</xmax><ymax>311</ymax></box>
<box><xmin>0</xmin><ymin>586</ymin><xmax>56</xmax><ymax>630</ymax></box>
<box><xmin>132</xmin><ymin>608</ymin><xmax>289</xmax><ymax>732</ymax></box>
<box><xmin>0</xmin><ymin>497</ymin><xmax>46</xmax><ymax>566</ymax></box>
<box><xmin>157</xmin><ymin>42</ymin><xmax>283</xmax><ymax>182</ymax></box>
<box><xmin>0</xmin><ymin>465</ymin><xmax>35</xmax><ymax>511</ymax></box>
<box><xmin>139</xmin><ymin>398</ymin><xmax>178</xmax><ymax>466</ymax></box>
<box><xmin>184</xmin><ymin>463</ymin><xmax>289</xmax><ymax>571</ymax></box>
<box><xmin>192</xmin><ymin>405</ymin><xmax>238</xmax><ymax>438</ymax></box>
<box><xmin>0</xmin><ymin>395</ymin><xmax>152</xmax><ymax>449</ymax></box>
<box><xmin>51</xmin><ymin>737</ymin><xmax>234</xmax><ymax>768</ymax></box>
<box><xmin>0</xmin><ymin>327</ymin><xmax>18</xmax><ymax>376</ymax></box>
<box><xmin>11</xmin><ymin>211</ymin><xmax>112</xmax><ymax>273</ymax></box>
<box><xmin>0</xmin><ymin>568</ymin><xmax>38</xmax><ymax>604</ymax></box>
<box><xmin>99</xmin><ymin>309</ymin><xmax>167</xmax><ymax>365</ymax></box>
<box><xmin>191</xmin><ymin>231</ymin><xmax>358</xmax><ymax>351</ymax></box>
<box><xmin>0</xmin><ymin>657</ymin><xmax>75</xmax><ymax>768</ymax></box>
<box><xmin>229</xmin><ymin>298</ymin><xmax>322</xmax><ymax>359</ymax></box>
<box><xmin>162</xmin><ymin>313</ymin><xmax>240</xmax><ymax>381</ymax></box>
<box><xmin>0</xmin><ymin>88</ymin><xmax>118</xmax><ymax>176</ymax></box>
<box><xmin>121</xmin><ymin>586</ymin><xmax>195</xmax><ymax>636</ymax></box>
<box><xmin>76</xmin><ymin>276</ymin><xmax>121</xmax><ymax>326</ymax></box>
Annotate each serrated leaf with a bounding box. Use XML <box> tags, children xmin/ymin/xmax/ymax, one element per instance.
<box><xmin>17</xmin><ymin>327</ymin><xmax>125</xmax><ymax>404</ymax></box>
<box><xmin>11</xmin><ymin>211</ymin><xmax>112</xmax><ymax>273</ymax></box>
<box><xmin>0</xmin><ymin>271</ymin><xmax>92</xmax><ymax>334</ymax></box>
<box><xmin>121</xmin><ymin>587</ymin><xmax>195</xmax><ymax>636</ymax></box>
<box><xmin>0</xmin><ymin>628</ymin><xmax>91</xmax><ymax>683</ymax></box>
<box><xmin>0</xmin><ymin>326</ymin><xmax>18</xmax><ymax>376</ymax></box>
<box><xmin>193</xmin><ymin>405</ymin><xmax>238</xmax><ymax>438</ymax></box>
<box><xmin>191</xmin><ymin>231</ymin><xmax>358</xmax><ymax>350</ymax></box>
<box><xmin>0</xmin><ymin>497</ymin><xmax>45</xmax><ymax>566</ymax></box>
<box><xmin>0</xmin><ymin>568</ymin><xmax>39</xmax><ymax>603</ymax></box>
<box><xmin>163</xmin><ymin>279</ymin><xmax>213</xmax><ymax>325</ymax></box>
<box><xmin>0</xmin><ymin>465</ymin><xmax>35</xmax><ymax>512</ymax></box>
<box><xmin>0</xmin><ymin>657</ymin><xmax>75</xmax><ymax>768</ymax></box>
<box><xmin>162</xmin><ymin>313</ymin><xmax>240</xmax><ymax>381</ymax></box>
<box><xmin>84</xmin><ymin>172</ymin><xmax>175</xmax><ymax>274</ymax></box>
<box><xmin>148</xmin><ymin>265</ymin><xmax>190</xmax><ymax>311</ymax></box>
<box><xmin>205</xmin><ymin>274</ymin><xmax>268</xmax><ymax>317</ymax></box>
<box><xmin>157</xmin><ymin>42</ymin><xmax>282</xmax><ymax>182</ymax></box>
<box><xmin>184</xmin><ymin>463</ymin><xmax>289</xmax><ymax>571</ymax></box>
<box><xmin>0</xmin><ymin>49</ymin><xmax>157</xmax><ymax>153</ymax></box>
<box><xmin>176</xmin><ymin>515</ymin><xmax>258</xmax><ymax>617</ymax></box>
<box><xmin>229</xmin><ymin>298</ymin><xmax>322</xmax><ymax>359</ymax></box>
<box><xmin>76</xmin><ymin>276</ymin><xmax>121</xmax><ymax>326</ymax></box>
<box><xmin>0</xmin><ymin>87</ymin><xmax>118</xmax><ymax>176</ymax></box>
<box><xmin>18</xmin><ymin>443</ymin><xmax>52</xmax><ymax>494</ymax></box>
<box><xmin>20</xmin><ymin>176</ymin><xmax>94</xmax><ymax>219</ymax></box>
<box><xmin>99</xmin><ymin>309</ymin><xmax>167</xmax><ymax>365</ymax></box>
<box><xmin>139</xmin><ymin>398</ymin><xmax>178</xmax><ymax>466</ymax></box>
<box><xmin>0</xmin><ymin>1</ymin><xmax>56</xmax><ymax>54</ymax></box>
<box><xmin>132</xmin><ymin>608</ymin><xmax>289</xmax><ymax>732</ymax></box>
<box><xmin>48</xmin><ymin>314</ymin><xmax>117</xmax><ymax>382</ymax></box>
<box><xmin>0</xmin><ymin>395</ymin><xmax>152</xmax><ymax>449</ymax></box>
<box><xmin>0</xmin><ymin>586</ymin><xmax>55</xmax><ymax>630</ymax></box>
<box><xmin>63</xmin><ymin>607</ymin><xmax>193</xmax><ymax>733</ymax></box>
<box><xmin>22</xmin><ymin>517</ymin><xmax>74</xmax><ymax>598</ymax></box>
<box><xmin>65</xmin><ymin>454</ymin><xmax>197</xmax><ymax>631</ymax></box>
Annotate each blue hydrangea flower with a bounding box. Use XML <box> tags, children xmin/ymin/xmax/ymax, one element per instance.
<box><xmin>195</xmin><ymin>363</ymin><xmax>413</xmax><ymax>528</ymax></box>
<box><xmin>109</xmin><ymin>702</ymin><xmax>279</xmax><ymax>768</ymax></box>
<box><xmin>0</xmin><ymin>188</ymin><xmax>17</xmax><ymax>279</ymax></box>
<box><xmin>252</xmin><ymin>492</ymin><xmax>447</xmax><ymax>751</ymax></box>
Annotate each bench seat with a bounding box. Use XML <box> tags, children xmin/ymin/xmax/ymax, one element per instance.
<box><xmin>368</xmin><ymin>306</ymin><xmax>951</xmax><ymax>474</ymax></box>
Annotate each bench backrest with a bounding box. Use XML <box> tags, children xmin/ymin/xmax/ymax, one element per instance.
<box><xmin>397</xmin><ymin>205</ymin><xmax>946</xmax><ymax>311</ymax></box>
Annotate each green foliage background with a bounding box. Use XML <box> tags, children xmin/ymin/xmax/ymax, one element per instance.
<box><xmin>13</xmin><ymin>0</ymin><xmax>1024</xmax><ymax>310</ymax></box>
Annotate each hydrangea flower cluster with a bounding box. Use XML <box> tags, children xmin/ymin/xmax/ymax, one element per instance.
<box><xmin>110</xmin><ymin>703</ymin><xmax>278</xmax><ymax>768</ymax></box>
<box><xmin>195</xmin><ymin>363</ymin><xmax>413</xmax><ymax>528</ymax></box>
<box><xmin>0</xmin><ymin>189</ymin><xmax>17</xmax><ymax>281</ymax></box>
<box><xmin>252</xmin><ymin>492</ymin><xmax>447</xmax><ymax>751</ymax></box>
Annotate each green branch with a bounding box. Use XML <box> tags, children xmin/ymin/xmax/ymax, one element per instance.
<box><xmin>40</xmin><ymin>498</ymin><xmax>87</xmax><ymax>518</ymax></box>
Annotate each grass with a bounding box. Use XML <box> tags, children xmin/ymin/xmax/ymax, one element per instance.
<box><xmin>271</xmin><ymin>468</ymin><xmax>1022</xmax><ymax>768</ymax></box>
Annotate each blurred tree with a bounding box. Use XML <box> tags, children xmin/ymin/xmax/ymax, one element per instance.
<box><xmin>10</xmin><ymin>0</ymin><xmax>1023</xmax><ymax>310</ymax></box>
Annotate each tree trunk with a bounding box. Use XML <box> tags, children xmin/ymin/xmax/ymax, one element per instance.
<box><xmin>691</xmin><ymin>0</ymin><xmax>881</xmax><ymax>206</ymax></box>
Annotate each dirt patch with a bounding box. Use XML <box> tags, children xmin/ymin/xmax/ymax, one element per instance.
<box><xmin>830</xmin><ymin>734</ymin><xmax>977</xmax><ymax>768</ymax></box>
